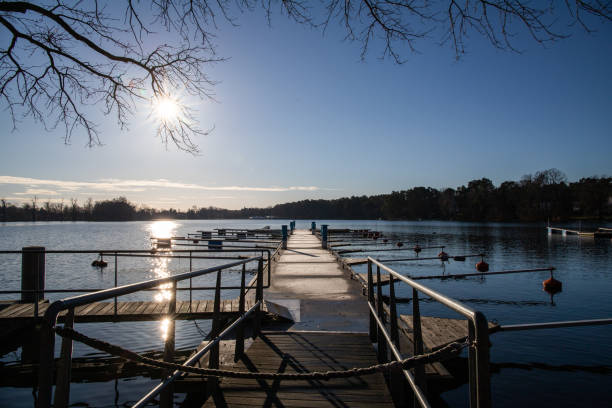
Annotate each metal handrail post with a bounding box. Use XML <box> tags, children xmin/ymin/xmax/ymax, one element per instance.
<box><xmin>367</xmin><ymin>259</ymin><xmax>376</xmax><ymax>342</ymax></box>
<box><xmin>160</xmin><ymin>282</ymin><xmax>177</xmax><ymax>408</ymax></box>
<box><xmin>474</xmin><ymin>311</ymin><xmax>491</xmax><ymax>407</ymax></box>
<box><xmin>53</xmin><ymin>307</ymin><xmax>75</xmax><ymax>408</ymax></box>
<box><xmin>235</xmin><ymin>264</ymin><xmax>246</xmax><ymax>361</ymax></box>
<box><xmin>412</xmin><ymin>288</ymin><xmax>426</xmax><ymax>398</ymax></box>
<box><xmin>114</xmin><ymin>252</ymin><xmax>118</xmax><ymax>315</ymax></box>
<box><xmin>376</xmin><ymin>265</ymin><xmax>387</xmax><ymax>363</ymax></box>
<box><xmin>254</xmin><ymin>258</ymin><xmax>264</xmax><ymax>337</ymax></box>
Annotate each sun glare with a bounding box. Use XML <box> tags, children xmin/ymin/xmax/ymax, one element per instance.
<box><xmin>150</xmin><ymin>220</ymin><xmax>177</xmax><ymax>239</ymax></box>
<box><xmin>153</xmin><ymin>95</ymin><xmax>181</xmax><ymax>123</ymax></box>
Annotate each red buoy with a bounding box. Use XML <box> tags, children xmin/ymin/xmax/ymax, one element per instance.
<box><xmin>438</xmin><ymin>251</ymin><xmax>449</xmax><ymax>261</ymax></box>
<box><xmin>543</xmin><ymin>276</ymin><xmax>562</xmax><ymax>294</ymax></box>
<box><xmin>414</xmin><ymin>245</ymin><xmax>422</xmax><ymax>254</ymax></box>
<box><xmin>397</xmin><ymin>242</ymin><xmax>404</xmax><ymax>248</ymax></box>
<box><xmin>476</xmin><ymin>260</ymin><xmax>489</xmax><ymax>272</ymax></box>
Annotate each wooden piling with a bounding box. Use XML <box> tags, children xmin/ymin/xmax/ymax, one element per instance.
<box><xmin>21</xmin><ymin>246</ymin><xmax>45</xmax><ymax>303</ymax></box>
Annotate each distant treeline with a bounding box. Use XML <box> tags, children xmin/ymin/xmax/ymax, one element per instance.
<box><xmin>1</xmin><ymin>169</ymin><xmax>610</xmax><ymax>222</ymax></box>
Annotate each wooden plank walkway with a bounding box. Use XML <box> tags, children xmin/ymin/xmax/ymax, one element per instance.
<box><xmin>201</xmin><ymin>331</ymin><xmax>395</xmax><ymax>408</ymax></box>
<box><xmin>0</xmin><ymin>299</ymin><xmax>258</xmax><ymax>323</ymax></box>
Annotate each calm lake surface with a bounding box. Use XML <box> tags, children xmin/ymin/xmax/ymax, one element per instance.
<box><xmin>0</xmin><ymin>220</ymin><xmax>611</xmax><ymax>407</ymax></box>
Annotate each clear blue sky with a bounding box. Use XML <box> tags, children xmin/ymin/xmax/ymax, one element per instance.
<box><xmin>1</xmin><ymin>8</ymin><xmax>611</xmax><ymax>210</ymax></box>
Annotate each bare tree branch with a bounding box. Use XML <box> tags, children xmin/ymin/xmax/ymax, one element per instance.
<box><xmin>0</xmin><ymin>1</ymin><xmax>610</xmax><ymax>152</ymax></box>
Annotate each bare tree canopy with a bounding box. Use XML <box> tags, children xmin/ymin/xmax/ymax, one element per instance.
<box><xmin>1</xmin><ymin>1</ymin><xmax>610</xmax><ymax>152</ymax></box>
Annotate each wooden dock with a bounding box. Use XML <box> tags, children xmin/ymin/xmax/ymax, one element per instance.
<box><xmin>187</xmin><ymin>230</ymin><xmax>395</xmax><ymax>407</ymax></box>
<box><xmin>201</xmin><ymin>331</ymin><xmax>395</xmax><ymax>408</ymax></box>
<box><xmin>0</xmin><ymin>299</ymin><xmax>291</xmax><ymax>323</ymax></box>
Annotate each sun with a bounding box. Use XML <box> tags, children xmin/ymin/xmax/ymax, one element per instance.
<box><xmin>153</xmin><ymin>95</ymin><xmax>181</xmax><ymax>123</ymax></box>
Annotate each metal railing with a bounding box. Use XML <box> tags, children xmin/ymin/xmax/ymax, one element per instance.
<box><xmin>366</xmin><ymin>257</ymin><xmax>491</xmax><ymax>408</ymax></box>
<box><xmin>37</xmin><ymin>256</ymin><xmax>266</xmax><ymax>408</ymax></box>
<box><xmin>0</xmin><ymin>243</ymin><xmax>282</xmax><ymax>317</ymax></box>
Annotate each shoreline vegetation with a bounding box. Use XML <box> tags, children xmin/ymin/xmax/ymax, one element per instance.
<box><xmin>1</xmin><ymin>169</ymin><xmax>610</xmax><ymax>223</ymax></box>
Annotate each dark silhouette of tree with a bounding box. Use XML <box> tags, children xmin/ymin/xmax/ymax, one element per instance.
<box><xmin>0</xmin><ymin>170</ymin><xmax>610</xmax><ymax>221</ymax></box>
<box><xmin>1</xmin><ymin>1</ymin><xmax>610</xmax><ymax>152</ymax></box>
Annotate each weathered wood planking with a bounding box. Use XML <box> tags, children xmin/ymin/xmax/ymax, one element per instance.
<box><xmin>0</xmin><ymin>299</ymin><xmax>258</xmax><ymax>323</ymax></box>
<box><xmin>199</xmin><ymin>331</ymin><xmax>395</xmax><ymax>408</ymax></box>
<box><xmin>399</xmin><ymin>314</ymin><xmax>498</xmax><ymax>352</ymax></box>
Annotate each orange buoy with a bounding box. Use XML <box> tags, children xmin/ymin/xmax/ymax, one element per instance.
<box><xmin>397</xmin><ymin>242</ymin><xmax>404</xmax><ymax>248</ymax></box>
<box><xmin>476</xmin><ymin>260</ymin><xmax>489</xmax><ymax>272</ymax></box>
<box><xmin>438</xmin><ymin>251</ymin><xmax>449</xmax><ymax>261</ymax></box>
<box><xmin>543</xmin><ymin>274</ymin><xmax>562</xmax><ymax>294</ymax></box>
<box><xmin>414</xmin><ymin>245</ymin><xmax>422</xmax><ymax>254</ymax></box>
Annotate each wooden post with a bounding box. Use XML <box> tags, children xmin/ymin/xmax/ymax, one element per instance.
<box><xmin>21</xmin><ymin>246</ymin><xmax>45</xmax><ymax>363</ymax></box>
<box><xmin>21</xmin><ymin>246</ymin><xmax>45</xmax><ymax>303</ymax></box>
<box><xmin>235</xmin><ymin>264</ymin><xmax>246</xmax><ymax>361</ymax></box>
<box><xmin>376</xmin><ymin>265</ymin><xmax>387</xmax><ymax>363</ymax></box>
<box><xmin>367</xmin><ymin>260</ymin><xmax>376</xmax><ymax>343</ymax></box>
<box><xmin>412</xmin><ymin>288</ymin><xmax>426</xmax><ymax>397</ymax></box>
<box><xmin>311</xmin><ymin>221</ymin><xmax>316</xmax><ymax>234</ymax></box>
<box><xmin>54</xmin><ymin>308</ymin><xmax>75</xmax><ymax>408</ymax></box>
<box><xmin>160</xmin><ymin>281</ymin><xmax>176</xmax><ymax>408</ymax></box>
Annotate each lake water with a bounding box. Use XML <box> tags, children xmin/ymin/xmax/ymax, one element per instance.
<box><xmin>0</xmin><ymin>220</ymin><xmax>611</xmax><ymax>407</ymax></box>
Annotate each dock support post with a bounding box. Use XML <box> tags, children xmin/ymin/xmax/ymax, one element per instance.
<box><xmin>21</xmin><ymin>246</ymin><xmax>45</xmax><ymax>363</ymax></box>
<box><xmin>54</xmin><ymin>308</ymin><xmax>75</xmax><ymax>408</ymax></box>
<box><xmin>21</xmin><ymin>246</ymin><xmax>45</xmax><ymax>303</ymax></box>
<box><xmin>321</xmin><ymin>224</ymin><xmax>328</xmax><ymax>249</ymax></box>
<box><xmin>282</xmin><ymin>225</ymin><xmax>288</xmax><ymax>249</ymax></box>
<box><xmin>160</xmin><ymin>281</ymin><xmax>176</xmax><ymax>408</ymax></box>
<box><xmin>311</xmin><ymin>222</ymin><xmax>316</xmax><ymax>234</ymax></box>
<box><xmin>290</xmin><ymin>221</ymin><xmax>295</xmax><ymax>234</ymax></box>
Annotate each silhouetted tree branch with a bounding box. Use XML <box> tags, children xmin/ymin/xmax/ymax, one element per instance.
<box><xmin>0</xmin><ymin>1</ymin><xmax>610</xmax><ymax>151</ymax></box>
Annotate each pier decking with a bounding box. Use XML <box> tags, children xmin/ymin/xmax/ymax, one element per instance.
<box><xmin>0</xmin><ymin>299</ymin><xmax>288</xmax><ymax>323</ymax></box>
<box><xmin>192</xmin><ymin>230</ymin><xmax>396</xmax><ymax>407</ymax></box>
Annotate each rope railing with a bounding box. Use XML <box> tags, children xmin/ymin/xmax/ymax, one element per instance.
<box><xmin>53</xmin><ymin>325</ymin><xmax>467</xmax><ymax>381</ymax></box>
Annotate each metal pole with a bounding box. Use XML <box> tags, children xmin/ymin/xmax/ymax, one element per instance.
<box><xmin>189</xmin><ymin>251</ymin><xmax>192</xmax><ymax>311</ymax></box>
<box><xmin>321</xmin><ymin>224</ymin><xmax>328</xmax><ymax>249</ymax></box>
<box><xmin>54</xmin><ymin>308</ymin><xmax>75</xmax><ymax>408</ymax></box>
<box><xmin>281</xmin><ymin>225</ymin><xmax>288</xmax><ymax>249</ymax></box>
<box><xmin>474</xmin><ymin>311</ymin><xmax>491</xmax><ymax>408</ymax></box>
<box><xmin>376</xmin><ymin>265</ymin><xmax>387</xmax><ymax>363</ymax></box>
<box><xmin>160</xmin><ymin>282</ymin><xmax>176</xmax><ymax>408</ymax></box>
<box><xmin>255</xmin><ymin>258</ymin><xmax>264</xmax><ymax>337</ymax></box>
<box><xmin>114</xmin><ymin>252</ymin><xmax>118</xmax><ymax>315</ymax></box>
<box><xmin>235</xmin><ymin>264</ymin><xmax>246</xmax><ymax>361</ymax></box>
<box><xmin>412</xmin><ymin>288</ymin><xmax>426</xmax><ymax>398</ymax></box>
<box><xmin>389</xmin><ymin>274</ymin><xmax>399</xmax><ymax>349</ymax></box>
<box><xmin>367</xmin><ymin>259</ymin><xmax>376</xmax><ymax>342</ymax></box>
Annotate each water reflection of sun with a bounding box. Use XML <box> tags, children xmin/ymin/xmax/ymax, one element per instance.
<box><xmin>150</xmin><ymin>220</ymin><xmax>178</xmax><ymax>239</ymax></box>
